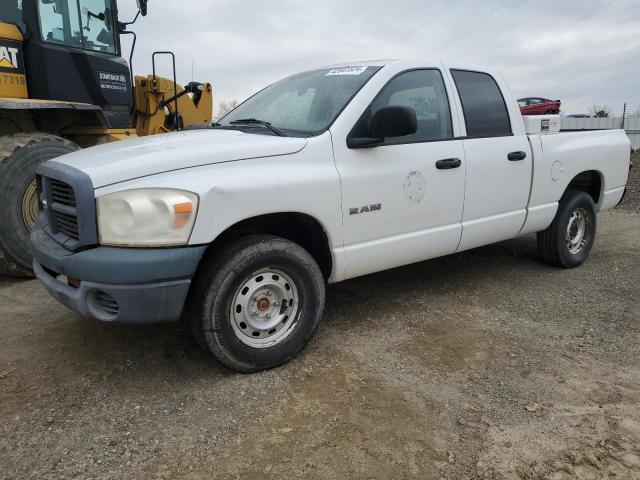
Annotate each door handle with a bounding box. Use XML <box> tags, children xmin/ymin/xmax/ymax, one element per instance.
<box><xmin>508</xmin><ymin>151</ymin><xmax>527</xmax><ymax>161</ymax></box>
<box><xmin>435</xmin><ymin>158</ymin><xmax>462</xmax><ymax>170</ymax></box>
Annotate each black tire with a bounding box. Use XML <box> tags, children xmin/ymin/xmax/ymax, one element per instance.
<box><xmin>537</xmin><ymin>190</ymin><xmax>597</xmax><ymax>268</ymax></box>
<box><xmin>0</xmin><ymin>133</ymin><xmax>79</xmax><ymax>277</ymax></box>
<box><xmin>188</xmin><ymin>235</ymin><xmax>325</xmax><ymax>372</ymax></box>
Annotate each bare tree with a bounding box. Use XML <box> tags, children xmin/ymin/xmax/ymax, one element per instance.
<box><xmin>630</xmin><ymin>106</ymin><xmax>640</xmax><ymax>117</ymax></box>
<box><xmin>590</xmin><ymin>105</ymin><xmax>612</xmax><ymax>118</ymax></box>
<box><xmin>216</xmin><ymin>99</ymin><xmax>239</xmax><ymax>120</ymax></box>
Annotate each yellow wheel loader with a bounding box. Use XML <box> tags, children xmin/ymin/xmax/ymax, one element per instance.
<box><xmin>0</xmin><ymin>0</ymin><xmax>212</xmax><ymax>276</ymax></box>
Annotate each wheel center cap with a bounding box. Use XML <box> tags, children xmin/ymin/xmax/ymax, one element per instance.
<box><xmin>256</xmin><ymin>297</ymin><xmax>270</xmax><ymax>312</ymax></box>
<box><xmin>570</xmin><ymin>223</ymin><xmax>578</xmax><ymax>238</ymax></box>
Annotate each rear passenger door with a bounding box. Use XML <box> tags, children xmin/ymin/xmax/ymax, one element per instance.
<box><xmin>448</xmin><ymin>68</ymin><xmax>532</xmax><ymax>251</ymax></box>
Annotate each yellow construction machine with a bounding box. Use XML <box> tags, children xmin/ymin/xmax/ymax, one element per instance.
<box><xmin>0</xmin><ymin>0</ymin><xmax>213</xmax><ymax>276</ymax></box>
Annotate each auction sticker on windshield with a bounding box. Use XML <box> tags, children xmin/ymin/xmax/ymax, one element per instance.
<box><xmin>325</xmin><ymin>66</ymin><xmax>368</xmax><ymax>76</ymax></box>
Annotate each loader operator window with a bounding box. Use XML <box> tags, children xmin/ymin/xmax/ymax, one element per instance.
<box><xmin>78</xmin><ymin>0</ymin><xmax>116</xmax><ymax>53</ymax></box>
<box><xmin>0</xmin><ymin>0</ymin><xmax>23</xmax><ymax>25</ymax></box>
<box><xmin>38</xmin><ymin>0</ymin><xmax>117</xmax><ymax>54</ymax></box>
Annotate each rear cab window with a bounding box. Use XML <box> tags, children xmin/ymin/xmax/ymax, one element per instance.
<box><xmin>450</xmin><ymin>69</ymin><xmax>512</xmax><ymax>137</ymax></box>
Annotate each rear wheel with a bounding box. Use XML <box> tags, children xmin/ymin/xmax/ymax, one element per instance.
<box><xmin>0</xmin><ymin>133</ymin><xmax>79</xmax><ymax>277</ymax></box>
<box><xmin>537</xmin><ymin>190</ymin><xmax>597</xmax><ymax>268</ymax></box>
<box><xmin>189</xmin><ymin>235</ymin><xmax>325</xmax><ymax>372</ymax></box>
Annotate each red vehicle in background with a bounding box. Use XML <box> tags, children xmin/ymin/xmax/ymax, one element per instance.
<box><xmin>518</xmin><ymin>97</ymin><xmax>561</xmax><ymax>115</ymax></box>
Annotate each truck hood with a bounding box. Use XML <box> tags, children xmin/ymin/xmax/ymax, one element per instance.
<box><xmin>54</xmin><ymin>129</ymin><xmax>308</xmax><ymax>188</ymax></box>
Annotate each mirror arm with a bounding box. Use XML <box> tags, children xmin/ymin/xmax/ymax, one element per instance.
<box><xmin>119</xmin><ymin>9</ymin><xmax>141</xmax><ymax>32</ymax></box>
<box><xmin>346</xmin><ymin>137</ymin><xmax>384</xmax><ymax>149</ymax></box>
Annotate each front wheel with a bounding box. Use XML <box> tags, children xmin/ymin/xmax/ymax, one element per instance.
<box><xmin>537</xmin><ymin>190</ymin><xmax>597</xmax><ymax>268</ymax></box>
<box><xmin>189</xmin><ymin>235</ymin><xmax>325</xmax><ymax>372</ymax></box>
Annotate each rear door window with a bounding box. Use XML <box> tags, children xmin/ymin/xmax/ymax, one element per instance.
<box><xmin>450</xmin><ymin>70</ymin><xmax>512</xmax><ymax>137</ymax></box>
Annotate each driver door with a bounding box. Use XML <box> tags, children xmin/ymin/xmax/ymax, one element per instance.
<box><xmin>331</xmin><ymin>68</ymin><xmax>467</xmax><ymax>279</ymax></box>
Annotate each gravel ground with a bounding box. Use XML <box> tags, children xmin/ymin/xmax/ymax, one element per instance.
<box><xmin>620</xmin><ymin>150</ymin><xmax>640</xmax><ymax>210</ymax></box>
<box><xmin>1</xmin><ymin>162</ymin><xmax>639</xmax><ymax>479</ymax></box>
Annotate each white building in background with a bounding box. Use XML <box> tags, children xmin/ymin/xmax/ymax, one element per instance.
<box><xmin>561</xmin><ymin>116</ymin><xmax>640</xmax><ymax>149</ymax></box>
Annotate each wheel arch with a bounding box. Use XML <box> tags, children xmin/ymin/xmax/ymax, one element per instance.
<box><xmin>200</xmin><ymin>212</ymin><xmax>334</xmax><ymax>280</ymax></box>
<box><xmin>564</xmin><ymin>170</ymin><xmax>603</xmax><ymax>206</ymax></box>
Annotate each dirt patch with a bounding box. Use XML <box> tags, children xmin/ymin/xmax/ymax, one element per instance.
<box><xmin>210</xmin><ymin>358</ymin><xmax>443</xmax><ymax>479</ymax></box>
<box><xmin>1</xmin><ymin>212</ymin><xmax>639</xmax><ymax>479</ymax></box>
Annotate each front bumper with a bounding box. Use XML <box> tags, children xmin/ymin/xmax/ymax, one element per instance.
<box><xmin>31</xmin><ymin>228</ymin><xmax>207</xmax><ymax>324</ymax></box>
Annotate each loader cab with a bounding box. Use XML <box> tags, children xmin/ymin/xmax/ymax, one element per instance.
<box><xmin>8</xmin><ymin>0</ymin><xmax>135</xmax><ymax>128</ymax></box>
<box><xmin>2</xmin><ymin>1</ymin><xmax>25</xmax><ymax>29</ymax></box>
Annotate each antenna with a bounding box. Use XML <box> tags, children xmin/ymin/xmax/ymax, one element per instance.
<box><xmin>192</xmin><ymin>59</ymin><xmax>194</xmax><ymax>82</ymax></box>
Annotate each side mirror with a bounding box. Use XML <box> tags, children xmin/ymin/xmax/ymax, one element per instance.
<box><xmin>347</xmin><ymin>105</ymin><xmax>417</xmax><ymax>148</ymax></box>
<box><xmin>137</xmin><ymin>0</ymin><xmax>148</xmax><ymax>16</ymax></box>
<box><xmin>370</xmin><ymin>105</ymin><xmax>417</xmax><ymax>138</ymax></box>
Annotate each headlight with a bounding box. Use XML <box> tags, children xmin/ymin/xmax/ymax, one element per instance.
<box><xmin>97</xmin><ymin>189</ymin><xmax>199</xmax><ymax>247</ymax></box>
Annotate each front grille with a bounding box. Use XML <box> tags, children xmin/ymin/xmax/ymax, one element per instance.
<box><xmin>49</xmin><ymin>179</ymin><xmax>76</xmax><ymax>207</ymax></box>
<box><xmin>37</xmin><ymin>162</ymin><xmax>98</xmax><ymax>252</ymax></box>
<box><xmin>51</xmin><ymin>210</ymin><xmax>79</xmax><ymax>239</ymax></box>
<box><xmin>47</xmin><ymin>179</ymin><xmax>80</xmax><ymax>240</ymax></box>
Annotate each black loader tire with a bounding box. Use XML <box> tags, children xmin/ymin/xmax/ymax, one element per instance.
<box><xmin>537</xmin><ymin>190</ymin><xmax>597</xmax><ymax>268</ymax></box>
<box><xmin>0</xmin><ymin>133</ymin><xmax>79</xmax><ymax>277</ymax></box>
<box><xmin>188</xmin><ymin>235</ymin><xmax>325</xmax><ymax>372</ymax></box>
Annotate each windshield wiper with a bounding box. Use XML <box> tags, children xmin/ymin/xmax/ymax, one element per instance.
<box><xmin>229</xmin><ymin>118</ymin><xmax>285</xmax><ymax>137</ymax></box>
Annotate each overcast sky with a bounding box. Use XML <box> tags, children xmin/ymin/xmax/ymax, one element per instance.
<box><xmin>118</xmin><ymin>0</ymin><xmax>640</xmax><ymax>117</ymax></box>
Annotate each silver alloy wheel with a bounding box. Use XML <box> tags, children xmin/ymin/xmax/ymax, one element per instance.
<box><xmin>566</xmin><ymin>207</ymin><xmax>589</xmax><ymax>255</ymax></box>
<box><xmin>229</xmin><ymin>268</ymin><xmax>299</xmax><ymax>348</ymax></box>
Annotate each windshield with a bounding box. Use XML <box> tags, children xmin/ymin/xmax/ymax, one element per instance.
<box><xmin>220</xmin><ymin>66</ymin><xmax>382</xmax><ymax>136</ymax></box>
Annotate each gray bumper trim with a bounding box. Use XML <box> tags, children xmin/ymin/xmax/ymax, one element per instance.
<box><xmin>34</xmin><ymin>261</ymin><xmax>191</xmax><ymax>323</ymax></box>
<box><xmin>31</xmin><ymin>227</ymin><xmax>207</xmax><ymax>285</ymax></box>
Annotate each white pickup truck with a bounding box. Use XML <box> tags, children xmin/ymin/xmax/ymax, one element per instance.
<box><xmin>31</xmin><ymin>60</ymin><xmax>631</xmax><ymax>372</ymax></box>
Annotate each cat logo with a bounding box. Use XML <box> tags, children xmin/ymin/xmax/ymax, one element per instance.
<box><xmin>0</xmin><ymin>46</ymin><xmax>19</xmax><ymax>70</ymax></box>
